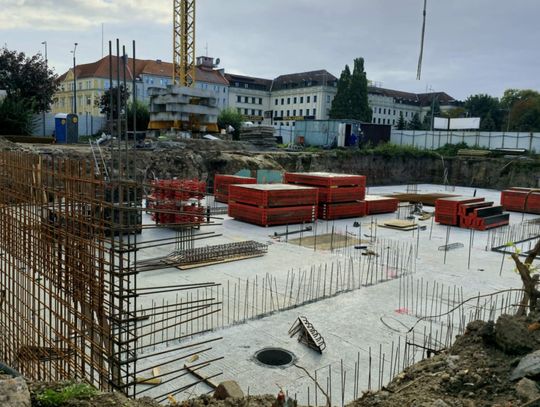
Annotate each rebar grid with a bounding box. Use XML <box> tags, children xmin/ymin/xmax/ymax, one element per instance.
<box><xmin>0</xmin><ymin>150</ymin><xmax>222</xmax><ymax>398</ymax></box>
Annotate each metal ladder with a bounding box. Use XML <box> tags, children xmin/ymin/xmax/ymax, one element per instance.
<box><xmin>89</xmin><ymin>140</ymin><xmax>110</xmax><ymax>180</ymax></box>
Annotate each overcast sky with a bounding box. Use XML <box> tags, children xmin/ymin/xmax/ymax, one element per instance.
<box><xmin>2</xmin><ymin>0</ymin><xmax>539</xmax><ymax>100</ymax></box>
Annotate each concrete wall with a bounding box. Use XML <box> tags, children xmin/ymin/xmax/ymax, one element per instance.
<box><xmin>391</xmin><ymin>130</ymin><xmax>540</xmax><ymax>152</ymax></box>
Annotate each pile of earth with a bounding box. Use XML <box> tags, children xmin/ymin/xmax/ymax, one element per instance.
<box><xmin>349</xmin><ymin>313</ymin><xmax>540</xmax><ymax>407</ymax></box>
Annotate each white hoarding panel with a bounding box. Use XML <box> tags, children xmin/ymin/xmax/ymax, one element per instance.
<box><xmin>434</xmin><ymin>117</ymin><xmax>449</xmax><ymax>129</ymax></box>
<box><xmin>449</xmin><ymin>117</ymin><xmax>480</xmax><ymax>130</ymax></box>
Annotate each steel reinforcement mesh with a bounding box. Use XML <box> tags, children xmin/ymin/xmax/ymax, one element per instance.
<box><xmin>0</xmin><ymin>152</ymin><xmax>138</xmax><ymax>391</ymax></box>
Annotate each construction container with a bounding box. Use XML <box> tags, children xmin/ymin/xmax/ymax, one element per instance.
<box><xmin>364</xmin><ymin>196</ymin><xmax>399</xmax><ymax>215</ymax></box>
<box><xmin>284</xmin><ymin>172</ymin><xmax>366</xmax><ymax>188</ymax></box>
<box><xmin>229</xmin><ymin>184</ymin><xmax>318</xmax><ymax>208</ymax></box>
<box><xmin>228</xmin><ymin>202</ymin><xmax>317</xmax><ymax>226</ymax></box>
<box><xmin>214</xmin><ymin>174</ymin><xmax>257</xmax><ymax>203</ymax></box>
<box><xmin>318</xmin><ymin>201</ymin><xmax>366</xmax><ymax>220</ymax></box>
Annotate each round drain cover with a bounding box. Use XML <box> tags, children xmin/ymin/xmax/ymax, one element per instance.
<box><xmin>254</xmin><ymin>347</ymin><xmax>295</xmax><ymax>367</ymax></box>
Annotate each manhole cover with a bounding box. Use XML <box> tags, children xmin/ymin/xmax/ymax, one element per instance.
<box><xmin>254</xmin><ymin>347</ymin><xmax>295</xmax><ymax>367</ymax></box>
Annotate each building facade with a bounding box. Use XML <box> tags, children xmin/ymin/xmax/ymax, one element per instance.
<box><xmin>368</xmin><ymin>86</ymin><xmax>458</xmax><ymax>127</ymax></box>
<box><xmin>225</xmin><ymin>73</ymin><xmax>272</xmax><ymax>124</ymax></box>
<box><xmin>52</xmin><ymin>56</ymin><xmax>228</xmax><ymax>116</ymax></box>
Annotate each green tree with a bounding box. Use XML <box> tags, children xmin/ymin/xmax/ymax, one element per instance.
<box><xmin>0</xmin><ymin>96</ymin><xmax>35</xmax><ymax>135</ymax></box>
<box><xmin>464</xmin><ymin>94</ymin><xmax>502</xmax><ymax>130</ymax></box>
<box><xmin>349</xmin><ymin>58</ymin><xmax>372</xmax><ymax>122</ymax></box>
<box><xmin>508</xmin><ymin>98</ymin><xmax>540</xmax><ymax>132</ymax></box>
<box><xmin>96</xmin><ymin>86</ymin><xmax>130</xmax><ymax>120</ymax></box>
<box><xmin>126</xmin><ymin>101</ymin><xmax>149</xmax><ymax>131</ymax></box>
<box><xmin>440</xmin><ymin>107</ymin><xmax>466</xmax><ymax>118</ymax></box>
<box><xmin>396</xmin><ymin>111</ymin><xmax>406</xmax><ymax>130</ymax></box>
<box><xmin>482</xmin><ymin>112</ymin><xmax>497</xmax><ymax>131</ymax></box>
<box><xmin>408</xmin><ymin>113</ymin><xmax>422</xmax><ymax>130</ymax></box>
<box><xmin>0</xmin><ymin>47</ymin><xmax>58</xmax><ymax>113</ymax></box>
<box><xmin>329</xmin><ymin>65</ymin><xmax>351</xmax><ymax>119</ymax></box>
<box><xmin>500</xmin><ymin>89</ymin><xmax>540</xmax><ymax>131</ymax></box>
<box><xmin>217</xmin><ymin>108</ymin><xmax>243</xmax><ymax>140</ymax></box>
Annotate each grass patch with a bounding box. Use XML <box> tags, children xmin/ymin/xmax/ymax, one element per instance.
<box><xmin>36</xmin><ymin>383</ymin><xmax>98</xmax><ymax>406</ymax></box>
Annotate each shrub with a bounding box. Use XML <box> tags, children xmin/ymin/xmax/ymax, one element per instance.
<box><xmin>0</xmin><ymin>96</ymin><xmax>35</xmax><ymax>135</ymax></box>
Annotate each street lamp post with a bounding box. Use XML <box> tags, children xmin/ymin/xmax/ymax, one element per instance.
<box><xmin>41</xmin><ymin>41</ymin><xmax>48</xmax><ymax>137</ymax></box>
<box><xmin>72</xmin><ymin>43</ymin><xmax>78</xmax><ymax>114</ymax></box>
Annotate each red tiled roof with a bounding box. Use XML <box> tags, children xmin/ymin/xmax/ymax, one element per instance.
<box><xmin>58</xmin><ymin>56</ymin><xmax>228</xmax><ymax>85</ymax></box>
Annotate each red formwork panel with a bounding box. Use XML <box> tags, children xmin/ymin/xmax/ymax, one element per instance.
<box><xmin>318</xmin><ymin>201</ymin><xmax>366</xmax><ymax>220</ymax></box>
<box><xmin>318</xmin><ymin>186</ymin><xmax>366</xmax><ymax>203</ymax></box>
<box><xmin>473</xmin><ymin>213</ymin><xmax>510</xmax><ymax>231</ymax></box>
<box><xmin>228</xmin><ymin>202</ymin><xmax>316</xmax><ymax>226</ymax></box>
<box><xmin>435</xmin><ymin>196</ymin><xmax>485</xmax><ymax>225</ymax></box>
<box><xmin>229</xmin><ymin>184</ymin><xmax>318</xmax><ymax>208</ymax></box>
<box><xmin>284</xmin><ymin>172</ymin><xmax>366</xmax><ymax>188</ymax></box>
<box><xmin>458</xmin><ymin>201</ymin><xmax>494</xmax><ymax>217</ymax></box>
<box><xmin>150</xmin><ymin>179</ymin><xmax>206</xmax><ymax>201</ymax></box>
<box><xmin>501</xmin><ymin>189</ymin><xmax>540</xmax><ymax>214</ymax></box>
<box><xmin>214</xmin><ymin>174</ymin><xmax>257</xmax><ymax>203</ymax></box>
<box><xmin>364</xmin><ymin>196</ymin><xmax>399</xmax><ymax>215</ymax></box>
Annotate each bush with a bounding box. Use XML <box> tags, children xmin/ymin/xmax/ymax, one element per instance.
<box><xmin>0</xmin><ymin>96</ymin><xmax>35</xmax><ymax>135</ymax></box>
<box><xmin>36</xmin><ymin>383</ymin><xmax>98</xmax><ymax>406</ymax></box>
<box><xmin>217</xmin><ymin>108</ymin><xmax>243</xmax><ymax>140</ymax></box>
<box><xmin>360</xmin><ymin>142</ymin><xmax>437</xmax><ymax>158</ymax></box>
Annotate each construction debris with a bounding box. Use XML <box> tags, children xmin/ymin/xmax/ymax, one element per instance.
<box><xmin>238</xmin><ymin>126</ymin><xmax>277</xmax><ymax>148</ymax></box>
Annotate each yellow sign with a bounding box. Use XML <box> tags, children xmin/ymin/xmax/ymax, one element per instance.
<box><xmin>283</xmin><ymin>116</ymin><xmax>305</xmax><ymax>121</ymax></box>
<box><xmin>72</xmin><ymin>117</ymin><xmax>78</xmax><ymax>124</ymax></box>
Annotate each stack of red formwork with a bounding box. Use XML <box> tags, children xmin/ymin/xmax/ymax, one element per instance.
<box><xmin>435</xmin><ymin>196</ymin><xmax>484</xmax><ymax>226</ymax></box>
<box><xmin>148</xmin><ymin>179</ymin><xmax>206</xmax><ymax>226</ymax></box>
<box><xmin>214</xmin><ymin>174</ymin><xmax>257</xmax><ymax>203</ymax></box>
<box><xmin>501</xmin><ymin>188</ymin><xmax>540</xmax><ymax>214</ymax></box>
<box><xmin>364</xmin><ymin>195</ymin><xmax>399</xmax><ymax>215</ymax></box>
<box><xmin>435</xmin><ymin>196</ymin><xmax>510</xmax><ymax>230</ymax></box>
<box><xmin>228</xmin><ymin>184</ymin><xmax>318</xmax><ymax>226</ymax></box>
<box><xmin>284</xmin><ymin>172</ymin><xmax>367</xmax><ymax>220</ymax></box>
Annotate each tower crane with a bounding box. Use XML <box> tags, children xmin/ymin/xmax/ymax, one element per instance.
<box><xmin>173</xmin><ymin>0</ymin><xmax>196</xmax><ymax>87</ymax></box>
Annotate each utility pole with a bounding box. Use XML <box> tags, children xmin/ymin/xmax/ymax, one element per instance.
<box><xmin>72</xmin><ymin>43</ymin><xmax>78</xmax><ymax>114</ymax></box>
<box><xmin>41</xmin><ymin>41</ymin><xmax>48</xmax><ymax>136</ymax></box>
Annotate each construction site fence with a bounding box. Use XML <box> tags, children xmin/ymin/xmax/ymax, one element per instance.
<box><xmin>30</xmin><ymin>112</ymin><xmax>107</xmax><ymax>137</ymax></box>
<box><xmin>391</xmin><ymin>130</ymin><xmax>540</xmax><ymax>152</ymax></box>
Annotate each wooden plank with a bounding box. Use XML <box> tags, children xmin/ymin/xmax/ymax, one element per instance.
<box><xmin>184</xmin><ymin>364</ymin><xmax>218</xmax><ymax>389</ymax></box>
<box><xmin>176</xmin><ymin>254</ymin><xmax>265</xmax><ymax>270</ymax></box>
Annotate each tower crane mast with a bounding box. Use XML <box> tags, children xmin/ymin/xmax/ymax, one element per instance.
<box><xmin>173</xmin><ymin>0</ymin><xmax>196</xmax><ymax>87</ymax></box>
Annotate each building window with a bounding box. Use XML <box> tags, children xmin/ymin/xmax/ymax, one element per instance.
<box><xmin>383</xmin><ymin>108</ymin><xmax>386</xmax><ymax>114</ymax></box>
<box><xmin>300</xmin><ymin>109</ymin><xmax>303</xmax><ymax>116</ymax></box>
<box><xmin>244</xmin><ymin>84</ymin><xmax>248</xmax><ymax>88</ymax></box>
<box><xmin>258</xmin><ymin>110</ymin><xmax>262</xmax><ymax>115</ymax></box>
<box><xmin>281</xmin><ymin>98</ymin><xmax>284</xmax><ymax>105</ymax></box>
<box><xmin>393</xmin><ymin>119</ymin><xmax>396</xmax><ymax>125</ymax></box>
<box><xmin>275</xmin><ymin>99</ymin><xmax>278</xmax><ymax>105</ymax></box>
<box><xmin>313</xmin><ymin>95</ymin><xmax>317</xmax><ymax>103</ymax></box>
<box><xmin>405</xmin><ymin>112</ymin><xmax>409</xmax><ymax>117</ymax></box>
<box><xmin>251</xmin><ymin>109</ymin><xmax>255</xmax><ymax>115</ymax></box>
<box><xmin>244</xmin><ymin>109</ymin><xmax>248</xmax><ymax>114</ymax></box>
<box><xmin>306</xmin><ymin>109</ymin><xmax>310</xmax><ymax>116</ymax></box>
<box><xmin>252</xmin><ymin>97</ymin><xmax>256</xmax><ymax>104</ymax></box>
<box><xmin>372</xmin><ymin>117</ymin><xmax>376</xmax><ymax>123</ymax></box>
<box><xmin>313</xmin><ymin>108</ymin><xmax>316</xmax><ymax>116</ymax></box>
<box><xmin>287</xmin><ymin>110</ymin><xmax>290</xmax><ymax>116</ymax></box>
<box><xmin>300</xmin><ymin>96</ymin><xmax>304</xmax><ymax>103</ymax></box>
<box><xmin>293</xmin><ymin>110</ymin><xmax>296</xmax><ymax>116</ymax></box>
<box><xmin>326</xmin><ymin>95</ymin><xmax>331</xmax><ymax>103</ymax></box>
<box><xmin>393</xmin><ymin>109</ymin><xmax>396</xmax><ymax>115</ymax></box>
<box><xmin>378</xmin><ymin>118</ymin><xmax>381</xmax><ymax>124</ymax></box>
<box><xmin>259</xmin><ymin>98</ymin><xmax>262</xmax><ymax>104</ymax></box>
<box><xmin>275</xmin><ymin>110</ymin><xmax>278</xmax><ymax>117</ymax></box>
<box><xmin>281</xmin><ymin>110</ymin><xmax>284</xmax><ymax>116</ymax></box>
<box><xmin>286</xmin><ymin>122</ymin><xmax>289</xmax><ymax>126</ymax></box>
<box><xmin>244</xmin><ymin>96</ymin><xmax>249</xmax><ymax>103</ymax></box>
<box><xmin>307</xmin><ymin>96</ymin><xmax>310</xmax><ymax>103</ymax></box>
<box><xmin>237</xmin><ymin>95</ymin><xmax>241</xmax><ymax>103</ymax></box>
<box><xmin>287</xmin><ymin>97</ymin><xmax>291</xmax><ymax>104</ymax></box>
<box><xmin>293</xmin><ymin>97</ymin><xmax>297</xmax><ymax>104</ymax></box>
<box><xmin>293</xmin><ymin>122</ymin><xmax>295</xmax><ymax>127</ymax></box>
